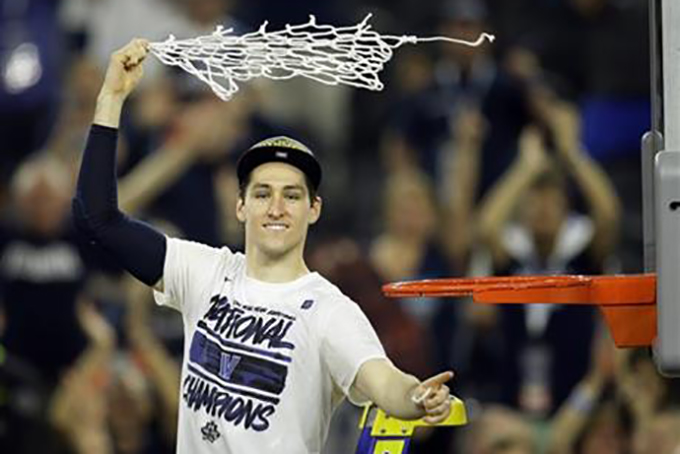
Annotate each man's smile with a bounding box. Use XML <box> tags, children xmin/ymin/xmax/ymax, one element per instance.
<box><xmin>263</xmin><ymin>222</ymin><xmax>289</xmax><ymax>231</ymax></box>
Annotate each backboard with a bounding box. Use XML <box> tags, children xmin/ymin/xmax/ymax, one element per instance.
<box><xmin>649</xmin><ymin>0</ymin><xmax>680</xmax><ymax>375</ymax></box>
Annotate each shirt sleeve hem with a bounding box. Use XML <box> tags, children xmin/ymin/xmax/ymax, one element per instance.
<box><xmin>344</xmin><ymin>354</ymin><xmax>389</xmax><ymax>407</ymax></box>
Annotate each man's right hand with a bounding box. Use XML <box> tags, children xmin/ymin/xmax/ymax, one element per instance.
<box><xmin>95</xmin><ymin>39</ymin><xmax>150</xmax><ymax>128</ymax></box>
<box><xmin>100</xmin><ymin>38</ymin><xmax>150</xmax><ymax>100</ymax></box>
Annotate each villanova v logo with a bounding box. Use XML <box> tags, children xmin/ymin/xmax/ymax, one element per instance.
<box><xmin>220</xmin><ymin>353</ymin><xmax>241</xmax><ymax>380</ymax></box>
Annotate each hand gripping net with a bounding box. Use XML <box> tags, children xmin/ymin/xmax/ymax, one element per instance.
<box><xmin>149</xmin><ymin>14</ymin><xmax>494</xmax><ymax>101</ymax></box>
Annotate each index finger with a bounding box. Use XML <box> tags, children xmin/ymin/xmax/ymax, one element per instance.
<box><xmin>421</xmin><ymin>371</ymin><xmax>454</xmax><ymax>389</ymax></box>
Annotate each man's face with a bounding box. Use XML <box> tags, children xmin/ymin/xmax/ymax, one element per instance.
<box><xmin>236</xmin><ymin>162</ymin><xmax>321</xmax><ymax>260</ymax></box>
<box><xmin>16</xmin><ymin>175</ymin><xmax>70</xmax><ymax>237</ymax></box>
<box><xmin>521</xmin><ymin>186</ymin><xmax>567</xmax><ymax>242</ymax></box>
<box><xmin>385</xmin><ymin>180</ymin><xmax>436</xmax><ymax>240</ymax></box>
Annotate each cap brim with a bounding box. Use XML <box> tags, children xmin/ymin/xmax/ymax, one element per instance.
<box><xmin>236</xmin><ymin>146</ymin><xmax>322</xmax><ymax>191</ymax></box>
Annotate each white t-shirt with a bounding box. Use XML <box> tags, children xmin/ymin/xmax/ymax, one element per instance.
<box><xmin>154</xmin><ymin>238</ymin><xmax>387</xmax><ymax>454</ymax></box>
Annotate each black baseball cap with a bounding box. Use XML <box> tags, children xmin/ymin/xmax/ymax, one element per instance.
<box><xmin>236</xmin><ymin>136</ymin><xmax>322</xmax><ymax>191</ymax></box>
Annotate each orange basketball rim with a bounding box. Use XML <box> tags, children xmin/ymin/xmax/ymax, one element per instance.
<box><xmin>383</xmin><ymin>274</ymin><xmax>657</xmax><ymax>348</ymax></box>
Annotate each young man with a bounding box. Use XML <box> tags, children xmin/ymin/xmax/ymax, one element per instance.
<box><xmin>73</xmin><ymin>39</ymin><xmax>454</xmax><ymax>453</ymax></box>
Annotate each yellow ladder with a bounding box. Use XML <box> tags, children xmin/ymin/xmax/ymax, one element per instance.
<box><xmin>355</xmin><ymin>397</ymin><xmax>468</xmax><ymax>454</ymax></box>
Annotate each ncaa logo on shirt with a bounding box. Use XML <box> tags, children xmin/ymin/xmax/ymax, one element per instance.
<box><xmin>301</xmin><ymin>299</ymin><xmax>314</xmax><ymax>310</ymax></box>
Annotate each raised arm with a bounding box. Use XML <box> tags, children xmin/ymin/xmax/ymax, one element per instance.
<box><xmin>441</xmin><ymin>107</ymin><xmax>486</xmax><ymax>272</ymax></box>
<box><xmin>94</xmin><ymin>39</ymin><xmax>149</xmax><ymax>129</ymax></box>
<box><xmin>548</xmin><ymin>102</ymin><xmax>621</xmax><ymax>262</ymax></box>
<box><xmin>545</xmin><ymin>330</ymin><xmax>616</xmax><ymax>454</ymax></box>
<box><xmin>478</xmin><ymin>128</ymin><xmax>549</xmax><ymax>267</ymax></box>
<box><xmin>118</xmin><ymin>98</ymin><xmax>238</xmax><ymax>214</ymax></box>
<box><xmin>72</xmin><ymin>39</ymin><xmax>166</xmax><ymax>290</ymax></box>
<box><xmin>124</xmin><ymin>276</ymin><xmax>180</xmax><ymax>438</ymax></box>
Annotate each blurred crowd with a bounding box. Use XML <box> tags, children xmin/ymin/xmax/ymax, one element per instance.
<box><xmin>0</xmin><ymin>0</ymin><xmax>676</xmax><ymax>453</ymax></box>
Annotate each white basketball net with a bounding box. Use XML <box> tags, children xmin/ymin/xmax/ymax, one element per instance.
<box><xmin>149</xmin><ymin>14</ymin><xmax>494</xmax><ymax>101</ymax></box>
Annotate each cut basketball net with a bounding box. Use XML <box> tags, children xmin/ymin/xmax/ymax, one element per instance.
<box><xmin>149</xmin><ymin>14</ymin><xmax>495</xmax><ymax>101</ymax></box>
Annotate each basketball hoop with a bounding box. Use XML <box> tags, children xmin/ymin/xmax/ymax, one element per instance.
<box><xmin>383</xmin><ymin>274</ymin><xmax>657</xmax><ymax>348</ymax></box>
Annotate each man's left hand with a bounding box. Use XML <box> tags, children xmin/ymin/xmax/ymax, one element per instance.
<box><xmin>412</xmin><ymin>371</ymin><xmax>454</xmax><ymax>424</ymax></box>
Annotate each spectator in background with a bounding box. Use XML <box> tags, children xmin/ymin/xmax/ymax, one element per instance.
<box><xmin>618</xmin><ymin>350</ymin><xmax>680</xmax><ymax>454</ymax></box>
<box><xmin>509</xmin><ymin>0</ymin><xmax>649</xmax><ymax>272</ymax></box>
<box><xmin>122</xmin><ymin>92</ymin><xmax>238</xmax><ymax>246</ymax></box>
<box><xmin>633</xmin><ymin>411</ymin><xmax>680</xmax><ymax>454</ymax></box>
<box><xmin>478</xmin><ymin>99</ymin><xmax>621</xmax><ymax>415</ymax></box>
<box><xmin>0</xmin><ymin>97</ymin><xmax>231</xmax><ymax>451</ymax></box>
<box><xmin>346</xmin><ymin>44</ymin><xmax>437</xmax><ymax>242</ymax></box>
<box><xmin>457</xmin><ymin>405</ymin><xmax>537</xmax><ymax>454</ymax></box>
<box><xmin>0</xmin><ymin>0</ymin><xmax>65</xmax><ymax>187</ymax></box>
<box><xmin>618</xmin><ymin>349</ymin><xmax>680</xmax><ymax>440</ymax></box>
<box><xmin>310</xmin><ymin>237</ymin><xmax>435</xmax><ymax>381</ymax></box>
<box><xmin>369</xmin><ymin>171</ymin><xmax>457</xmax><ymax>452</ymax></box>
<box><xmin>46</xmin><ymin>56</ymin><xmax>104</xmax><ymax>164</ymax></box>
<box><xmin>1</xmin><ymin>156</ymin><xmax>89</xmax><ymax>384</ymax></box>
<box><xmin>575</xmin><ymin>0</ymin><xmax>650</xmax><ymax>273</ymax></box>
<box><xmin>381</xmin><ymin>0</ymin><xmax>531</xmax><ymax>198</ymax></box>
<box><xmin>0</xmin><ymin>93</ymin><xmax>248</xmax><ymax>383</ymax></box>
<box><xmin>370</xmin><ymin>171</ymin><xmax>453</xmax><ymax>364</ymax></box>
<box><xmin>50</xmin><ymin>277</ymin><xmax>180</xmax><ymax>454</ymax></box>
<box><xmin>309</xmin><ymin>237</ymin><xmax>440</xmax><ymax>454</ymax></box>
<box><xmin>504</xmin><ymin>0</ymin><xmax>588</xmax><ymax>101</ymax></box>
<box><xmin>47</xmin><ymin>302</ymin><xmax>116</xmax><ymax>454</ymax></box>
<box><xmin>438</xmin><ymin>104</ymin><xmax>510</xmax><ymax>404</ymax></box>
<box><xmin>48</xmin><ymin>302</ymin><xmax>116</xmax><ymax>454</ymax></box>
<box><xmin>369</xmin><ymin>106</ymin><xmax>487</xmax><ymax>408</ymax></box>
<box><xmin>0</xmin><ymin>154</ymin><xmax>123</xmax><ymax>453</ymax></box>
<box><xmin>112</xmin><ymin>277</ymin><xmax>180</xmax><ymax>454</ymax></box>
<box><xmin>439</xmin><ymin>104</ymin><xmax>486</xmax><ymax>272</ymax></box>
<box><xmin>62</xmin><ymin>0</ymin><xmax>226</xmax><ymax>76</ymax></box>
<box><xmin>546</xmin><ymin>330</ymin><xmax>631</xmax><ymax>454</ymax></box>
